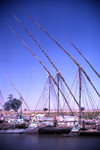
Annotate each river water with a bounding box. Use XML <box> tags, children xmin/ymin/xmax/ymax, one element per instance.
<box><xmin>0</xmin><ymin>134</ymin><xmax>100</xmax><ymax>150</ymax></box>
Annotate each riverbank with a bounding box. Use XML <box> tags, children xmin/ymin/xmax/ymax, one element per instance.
<box><xmin>0</xmin><ymin>128</ymin><xmax>100</xmax><ymax>137</ymax></box>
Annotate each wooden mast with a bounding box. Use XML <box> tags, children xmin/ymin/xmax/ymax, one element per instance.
<box><xmin>12</xmin><ymin>13</ymin><xmax>80</xmax><ymax>110</ymax></box>
<box><xmin>8</xmin><ymin>25</ymin><xmax>74</xmax><ymax>115</ymax></box>
<box><xmin>57</xmin><ymin>72</ymin><xmax>60</xmax><ymax>115</ymax></box>
<box><xmin>0</xmin><ymin>90</ymin><xmax>4</xmax><ymax>109</ymax></box>
<box><xmin>18</xmin><ymin>10</ymin><xmax>100</xmax><ymax>98</ymax></box>
<box><xmin>48</xmin><ymin>75</ymin><xmax>51</xmax><ymax>113</ymax></box>
<box><xmin>69</xmin><ymin>41</ymin><xmax>100</xmax><ymax>78</ymax></box>
<box><xmin>0</xmin><ymin>101</ymin><xmax>3</xmax><ymax>109</ymax></box>
<box><xmin>1</xmin><ymin>71</ymin><xmax>30</xmax><ymax>110</ymax></box>
<box><xmin>79</xmin><ymin>67</ymin><xmax>82</xmax><ymax>124</ymax></box>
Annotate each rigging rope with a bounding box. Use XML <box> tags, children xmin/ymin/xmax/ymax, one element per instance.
<box><xmin>17</xmin><ymin>8</ymin><xmax>100</xmax><ymax>98</ymax></box>
<box><xmin>35</xmin><ymin>76</ymin><xmax>49</xmax><ymax>111</ymax></box>
<box><xmin>1</xmin><ymin>70</ymin><xmax>30</xmax><ymax>110</ymax></box>
<box><xmin>69</xmin><ymin>41</ymin><xmax>100</xmax><ymax>78</ymax></box>
<box><xmin>8</xmin><ymin>25</ymin><xmax>74</xmax><ymax>115</ymax></box>
<box><xmin>12</xmin><ymin>12</ymin><xmax>80</xmax><ymax>110</ymax></box>
<box><xmin>0</xmin><ymin>90</ymin><xmax>4</xmax><ymax>108</ymax></box>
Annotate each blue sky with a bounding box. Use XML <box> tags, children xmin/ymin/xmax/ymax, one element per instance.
<box><xmin>0</xmin><ymin>0</ymin><xmax>100</xmax><ymax>110</ymax></box>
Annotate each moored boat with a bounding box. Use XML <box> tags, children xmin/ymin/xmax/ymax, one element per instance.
<box><xmin>38</xmin><ymin>126</ymin><xmax>71</xmax><ymax>134</ymax></box>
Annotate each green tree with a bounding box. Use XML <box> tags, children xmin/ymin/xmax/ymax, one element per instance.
<box><xmin>3</xmin><ymin>95</ymin><xmax>22</xmax><ymax>112</ymax></box>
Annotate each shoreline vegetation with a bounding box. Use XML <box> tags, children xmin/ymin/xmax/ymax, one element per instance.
<box><xmin>1</xmin><ymin>109</ymin><xmax>100</xmax><ymax>119</ymax></box>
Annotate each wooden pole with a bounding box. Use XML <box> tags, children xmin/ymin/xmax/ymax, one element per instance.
<box><xmin>1</xmin><ymin>71</ymin><xmax>30</xmax><ymax>110</ymax></box>
<box><xmin>48</xmin><ymin>75</ymin><xmax>51</xmax><ymax>113</ymax></box>
<box><xmin>69</xmin><ymin>41</ymin><xmax>100</xmax><ymax>78</ymax></box>
<box><xmin>12</xmin><ymin>13</ymin><xmax>80</xmax><ymax>109</ymax></box>
<box><xmin>8</xmin><ymin>25</ymin><xmax>74</xmax><ymax>115</ymax></box>
<box><xmin>79</xmin><ymin>67</ymin><xmax>82</xmax><ymax>124</ymax></box>
<box><xmin>57</xmin><ymin>73</ymin><xmax>60</xmax><ymax>115</ymax></box>
<box><xmin>18</xmin><ymin>10</ymin><xmax>100</xmax><ymax>98</ymax></box>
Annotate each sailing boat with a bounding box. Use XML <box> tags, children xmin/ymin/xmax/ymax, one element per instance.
<box><xmin>10</xmin><ymin>10</ymin><xmax>100</xmax><ymax>135</ymax></box>
<box><xmin>27</xmin><ymin>75</ymin><xmax>73</xmax><ymax>134</ymax></box>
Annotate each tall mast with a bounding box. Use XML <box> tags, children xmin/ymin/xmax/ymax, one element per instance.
<box><xmin>79</xmin><ymin>67</ymin><xmax>82</xmax><ymax>124</ymax></box>
<box><xmin>69</xmin><ymin>41</ymin><xmax>100</xmax><ymax>78</ymax></box>
<box><xmin>1</xmin><ymin>71</ymin><xmax>30</xmax><ymax>110</ymax></box>
<box><xmin>48</xmin><ymin>75</ymin><xmax>51</xmax><ymax>113</ymax></box>
<box><xmin>0</xmin><ymin>101</ymin><xmax>3</xmax><ymax>109</ymax></box>
<box><xmin>19</xmin><ymin>10</ymin><xmax>100</xmax><ymax>98</ymax></box>
<box><xmin>8</xmin><ymin>25</ymin><xmax>74</xmax><ymax>115</ymax></box>
<box><xmin>57</xmin><ymin>72</ymin><xmax>60</xmax><ymax>115</ymax></box>
<box><xmin>12</xmin><ymin>13</ymin><xmax>80</xmax><ymax>109</ymax></box>
<box><xmin>0</xmin><ymin>90</ymin><xmax>4</xmax><ymax>109</ymax></box>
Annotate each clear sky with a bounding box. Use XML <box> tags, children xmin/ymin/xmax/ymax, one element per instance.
<box><xmin>0</xmin><ymin>0</ymin><xmax>100</xmax><ymax>110</ymax></box>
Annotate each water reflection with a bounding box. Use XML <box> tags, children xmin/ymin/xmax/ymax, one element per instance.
<box><xmin>0</xmin><ymin>134</ymin><xmax>100</xmax><ymax>150</ymax></box>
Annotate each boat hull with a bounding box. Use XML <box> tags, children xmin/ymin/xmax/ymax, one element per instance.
<box><xmin>38</xmin><ymin>127</ymin><xmax>71</xmax><ymax>134</ymax></box>
<box><xmin>79</xmin><ymin>130</ymin><xmax>100</xmax><ymax>136</ymax></box>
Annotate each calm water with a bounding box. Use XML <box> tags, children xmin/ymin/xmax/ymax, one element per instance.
<box><xmin>0</xmin><ymin>134</ymin><xmax>100</xmax><ymax>150</ymax></box>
